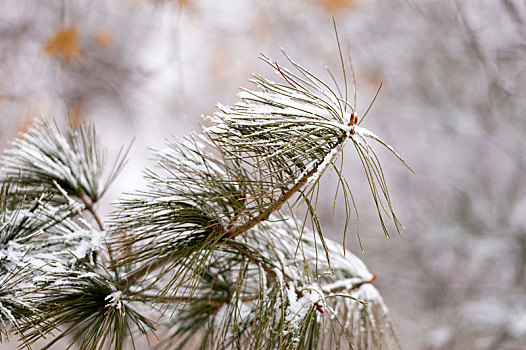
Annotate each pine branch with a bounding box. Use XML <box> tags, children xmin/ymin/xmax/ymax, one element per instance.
<box><xmin>111</xmin><ymin>51</ymin><xmax>410</xmax><ymax>303</ymax></box>
<box><xmin>0</xmin><ymin>265</ymin><xmax>36</xmax><ymax>344</ymax></box>
<box><xmin>0</xmin><ymin>118</ymin><xmax>130</xmax><ymax>205</ymax></box>
<box><xmin>224</xmin><ymin>136</ymin><xmax>346</xmax><ymax>240</ymax></box>
<box><xmin>0</xmin><ymin>44</ymin><xmax>411</xmax><ymax>350</ymax></box>
<box><xmin>0</xmin><ymin>181</ymin><xmax>106</xmax><ymax>344</ymax></box>
<box><xmin>80</xmin><ymin>194</ymin><xmax>105</xmax><ymax>231</ymax></box>
<box><xmin>154</xmin><ymin>217</ymin><xmax>399</xmax><ymax>350</ymax></box>
<box><xmin>21</xmin><ymin>273</ymin><xmax>155</xmax><ymax>350</ymax></box>
<box><xmin>0</xmin><ymin>120</ymin><xmax>134</xmax><ymax>348</ymax></box>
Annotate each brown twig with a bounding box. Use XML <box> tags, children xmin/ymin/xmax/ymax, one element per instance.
<box><xmin>120</xmin><ymin>136</ymin><xmax>348</xmax><ymax>296</ymax></box>
<box><xmin>136</xmin><ymin>292</ymin><xmax>259</xmax><ymax>306</ymax></box>
<box><xmin>79</xmin><ymin>195</ymin><xmax>104</xmax><ymax>232</ymax></box>
<box><xmin>275</xmin><ymin>61</ymin><xmax>294</xmax><ymax>87</ymax></box>
<box><xmin>79</xmin><ymin>195</ymin><xmax>116</xmax><ymax>264</ymax></box>
<box><xmin>226</xmin><ymin>137</ymin><xmax>346</xmax><ymax>240</ymax></box>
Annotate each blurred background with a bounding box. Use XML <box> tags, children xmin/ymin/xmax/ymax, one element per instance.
<box><xmin>1</xmin><ymin>0</ymin><xmax>525</xmax><ymax>349</ymax></box>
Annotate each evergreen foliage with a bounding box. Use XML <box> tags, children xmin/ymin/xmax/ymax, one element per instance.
<box><xmin>0</xmin><ymin>45</ymin><xmax>410</xmax><ymax>349</ymax></box>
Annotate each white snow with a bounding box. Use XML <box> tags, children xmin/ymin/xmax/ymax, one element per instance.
<box><xmin>105</xmin><ymin>291</ymin><xmax>123</xmax><ymax>312</ymax></box>
<box><xmin>284</xmin><ymin>282</ymin><xmax>323</xmax><ymax>332</ymax></box>
<box><xmin>304</xmin><ymin>145</ymin><xmax>341</xmax><ymax>187</ymax></box>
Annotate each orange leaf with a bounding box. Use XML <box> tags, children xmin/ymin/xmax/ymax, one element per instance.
<box><xmin>44</xmin><ymin>26</ymin><xmax>83</xmax><ymax>62</ymax></box>
<box><xmin>94</xmin><ymin>28</ymin><xmax>114</xmax><ymax>48</ymax></box>
<box><xmin>320</xmin><ymin>0</ymin><xmax>355</xmax><ymax>12</ymax></box>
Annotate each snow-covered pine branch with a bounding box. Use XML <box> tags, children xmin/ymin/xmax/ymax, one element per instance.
<box><xmin>155</xmin><ymin>217</ymin><xmax>398</xmax><ymax>349</ymax></box>
<box><xmin>0</xmin><ymin>118</ymin><xmax>129</xmax><ymax>211</ymax></box>
<box><xmin>206</xmin><ymin>53</ymin><xmax>412</xmax><ymax>241</ymax></box>
<box><xmin>0</xmin><ymin>181</ymin><xmax>107</xmax><ymax>342</ymax></box>
<box><xmin>20</xmin><ymin>272</ymin><xmax>155</xmax><ymax>350</ymax></box>
<box><xmin>1</xmin><ymin>47</ymin><xmax>410</xmax><ymax>350</ymax></box>
<box><xmin>109</xmin><ymin>50</ymin><xmax>410</xmax><ymax>349</ymax></box>
<box><xmin>0</xmin><ymin>122</ymin><xmax>133</xmax><ymax>348</ymax></box>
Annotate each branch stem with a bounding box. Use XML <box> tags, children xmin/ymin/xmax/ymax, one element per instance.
<box><xmin>226</xmin><ymin>136</ymin><xmax>347</xmax><ymax>239</ymax></box>
<box><xmin>80</xmin><ymin>195</ymin><xmax>104</xmax><ymax>231</ymax></box>
<box><xmin>79</xmin><ymin>195</ymin><xmax>116</xmax><ymax>264</ymax></box>
<box><xmin>135</xmin><ymin>292</ymin><xmax>259</xmax><ymax>306</ymax></box>
<box><xmin>120</xmin><ymin>137</ymin><xmax>347</xmax><ymax>289</ymax></box>
<box><xmin>130</xmin><ymin>273</ymin><xmax>378</xmax><ymax>310</ymax></box>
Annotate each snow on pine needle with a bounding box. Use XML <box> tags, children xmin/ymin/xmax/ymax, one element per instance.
<box><xmin>0</xmin><ymin>182</ymin><xmax>106</xmax><ymax>339</ymax></box>
<box><xmin>0</xmin><ymin>120</ymin><xmax>151</xmax><ymax>350</ymax></box>
<box><xmin>108</xmin><ymin>46</ymin><xmax>409</xmax><ymax>350</ymax></box>
<box><xmin>206</xmin><ymin>51</ymin><xmax>413</xmax><ymax>246</ymax></box>
<box><xmin>157</xmin><ymin>217</ymin><xmax>399</xmax><ymax>350</ymax></box>
<box><xmin>20</xmin><ymin>272</ymin><xmax>155</xmax><ymax>350</ymax></box>
<box><xmin>0</xmin><ymin>183</ymin><xmax>101</xmax><ymax>272</ymax></box>
<box><xmin>0</xmin><ymin>118</ymin><xmax>129</xmax><ymax>205</ymax></box>
<box><xmin>112</xmin><ymin>48</ymin><xmax>411</xmax><ymax>293</ymax></box>
<box><xmin>0</xmin><ymin>265</ymin><xmax>36</xmax><ymax>341</ymax></box>
<box><xmin>247</xmin><ymin>217</ymin><xmax>399</xmax><ymax>349</ymax></box>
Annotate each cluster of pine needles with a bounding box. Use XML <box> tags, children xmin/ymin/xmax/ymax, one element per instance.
<box><xmin>0</xmin><ymin>24</ymin><xmax>411</xmax><ymax>350</ymax></box>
